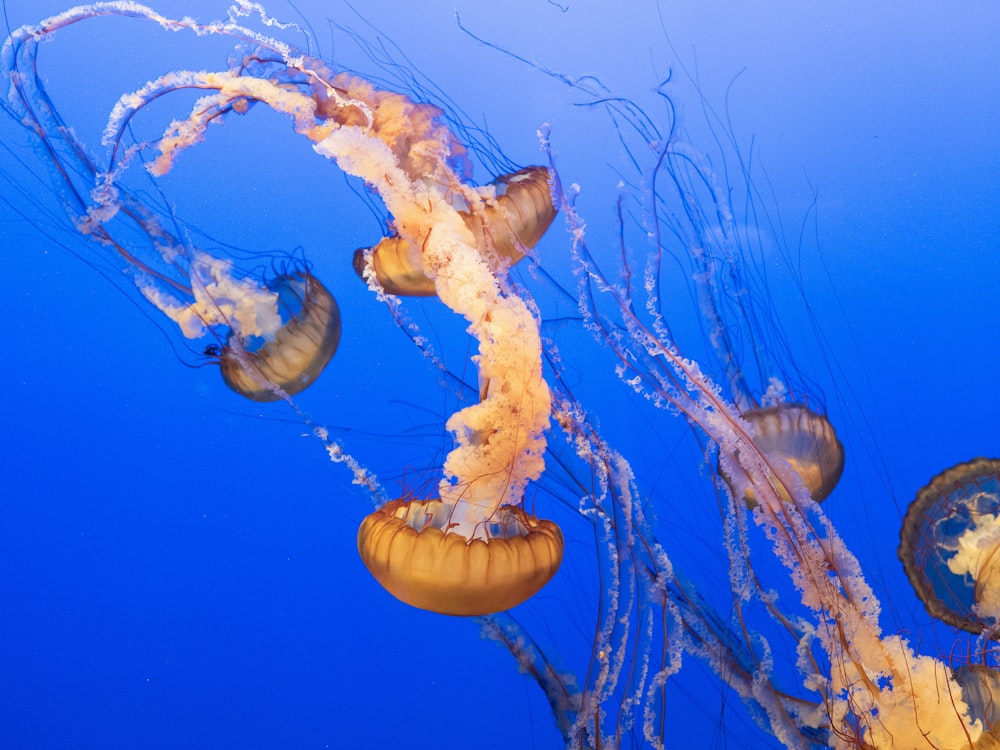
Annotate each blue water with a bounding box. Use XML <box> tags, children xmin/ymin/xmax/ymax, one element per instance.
<box><xmin>1</xmin><ymin>1</ymin><xmax>997</xmax><ymax>748</ymax></box>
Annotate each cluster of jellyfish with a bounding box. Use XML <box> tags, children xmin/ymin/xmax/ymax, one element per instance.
<box><xmin>3</xmin><ymin>3</ymin><xmax>999</xmax><ymax>748</ymax></box>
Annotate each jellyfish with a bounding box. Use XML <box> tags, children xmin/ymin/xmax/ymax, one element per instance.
<box><xmin>651</xmin><ymin>135</ymin><xmax>846</xmax><ymax>509</ymax></box>
<box><xmin>348</xmin><ymin>161</ymin><xmax>564</xmax><ymax>615</ymax></box>
<box><xmin>0</xmin><ymin>7</ymin><xmax>341</xmax><ymax>402</ymax></box>
<box><xmin>351</xmin><ymin>164</ymin><xmax>562</xmax><ymax>615</ymax></box>
<box><xmin>900</xmin><ymin>458</ymin><xmax>1000</xmax><ymax>637</ymax></box>
<box><xmin>728</xmin><ymin>403</ymin><xmax>844</xmax><ymax>507</ymax></box>
<box><xmin>309</xmin><ymin>72</ymin><xmax>563</xmax><ymax>617</ymax></box>
<box><xmin>354</xmin><ymin>166</ymin><xmax>556</xmax><ymax>297</ymax></box>
<box><xmin>218</xmin><ymin>271</ymin><xmax>342</xmax><ymax>401</ymax></box>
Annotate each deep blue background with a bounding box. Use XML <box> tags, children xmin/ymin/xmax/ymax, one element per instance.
<box><xmin>1</xmin><ymin>1</ymin><xmax>997</xmax><ymax>748</ymax></box>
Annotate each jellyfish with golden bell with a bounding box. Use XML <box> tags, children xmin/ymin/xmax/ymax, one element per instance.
<box><xmin>350</xmin><ymin>162</ymin><xmax>563</xmax><ymax>615</ymax></box>
<box><xmin>693</xmin><ymin>219</ymin><xmax>845</xmax><ymax>510</ymax></box>
<box><xmin>357</xmin><ymin>498</ymin><xmax>563</xmax><ymax>616</ymax></box>
<box><xmin>353</xmin><ymin>166</ymin><xmax>556</xmax><ymax>296</ymax></box>
<box><xmin>290</xmin><ymin>46</ymin><xmax>563</xmax><ymax>614</ymax></box>
<box><xmin>657</xmin><ymin>138</ymin><xmax>846</xmax><ymax>508</ymax></box>
<box><xmin>736</xmin><ymin>402</ymin><xmax>844</xmax><ymax>507</ymax></box>
<box><xmin>219</xmin><ymin>271</ymin><xmax>341</xmax><ymax>402</ymax></box>
<box><xmin>154</xmin><ymin>260</ymin><xmax>341</xmax><ymax>403</ymax></box>
<box><xmin>1</xmin><ymin>8</ymin><xmax>342</xmax><ymax>405</ymax></box>
<box><xmin>900</xmin><ymin>457</ymin><xmax>1000</xmax><ymax>637</ymax></box>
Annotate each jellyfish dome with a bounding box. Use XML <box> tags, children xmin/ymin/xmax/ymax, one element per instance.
<box><xmin>354</xmin><ymin>166</ymin><xmax>555</xmax><ymax>296</ymax></box>
<box><xmin>738</xmin><ymin>403</ymin><xmax>845</xmax><ymax>507</ymax></box>
<box><xmin>219</xmin><ymin>271</ymin><xmax>341</xmax><ymax>402</ymax></box>
<box><xmin>357</xmin><ymin>499</ymin><xmax>564</xmax><ymax>616</ymax></box>
<box><xmin>900</xmin><ymin>457</ymin><xmax>1000</xmax><ymax>635</ymax></box>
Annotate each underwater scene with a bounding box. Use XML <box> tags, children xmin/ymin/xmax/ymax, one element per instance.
<box><xmin>1</xmin><ymin>1</ymin><xmax>998</xmax><ymax>748</ymax></box>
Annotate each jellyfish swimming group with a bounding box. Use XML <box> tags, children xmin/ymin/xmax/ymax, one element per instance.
<box><xmin>2</xmin><ymin>2</ymin><xmax>997</xmax><ymax>749</ymax></box>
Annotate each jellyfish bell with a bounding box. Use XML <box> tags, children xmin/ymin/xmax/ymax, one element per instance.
<box><xmin>357</xmin><ymin>498</ymin><xmax>564</xmax><ymax>616</ymax></box>
<box><xmin>353</xmin><ymin>236</ymin><xmax>437</xmax><ymax>297</ymax></box>
<box><xmin>728</xmin><ymin>402</ymin><xmax>845</xmax><ymax>507</ymax></box>
<box><xmin>466</xmin><ymin>166</ymin><xmax>558</xmax><ymax>262</ymax></box>
<box><xmin>218</xmin><ymin>271</ymin><xmax>341</xmax><ymax>402</ymax></box>
<box><xmin>900</xmin><ymin>457</ymin><xmax>1000</xmax><ymax>636</ymax></box>
<box><xmin>353</xmin><ymin>166</ymin><xmax>556</xmax><ymax>296</ymax></box>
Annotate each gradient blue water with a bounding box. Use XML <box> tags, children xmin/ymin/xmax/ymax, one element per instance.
<box><xmin>1</xmin><ymin>1</ymin><xmax>997</xmax><ymax>748</ymax></box>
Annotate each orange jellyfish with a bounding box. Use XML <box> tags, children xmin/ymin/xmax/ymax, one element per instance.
<box><xmin>353</xmin><ymin>166</ymin><xmax>556</xmax><ymax>297</ymax></box>
<box><xmin>357</xmin><ymin>498</ymin><xmax>563</xmax><ymax>616</ymax></box>
<box><xmin>312</xmin><ymin>81</ymin><xmax>563</xmax><ymax>616</ymax></box>
<box><xmin>651</xmin><ymin>139</ymin><xmax>846</xmax><ymax>507</ymax></box>
<box><xmin>700</xmin><ymin>251</ymin><xmax>845</xmax><ymax>509</ymax></box>
<box><xmin>219</xmin><ymin>271</ymin><xmax>341</xmax><ymax>402</ymax></box>
<box><xmin>734</xmin><ymin>403</ymin><xmax>844</xmax><ymax>507</ymax></box>
<box><xmin>900</xmin><ymin>457</ymin><xmax>1000</xmax><ymax>636</ymax></box>
<box><xmin>1</xmin><ymin>10</ymin><xmax>341</xmax><ymax>403</ymax></box>
<box><xmin>350</xmin><ymin>161</ymin><xmax>563</xmax><ymax>615</ymax></box>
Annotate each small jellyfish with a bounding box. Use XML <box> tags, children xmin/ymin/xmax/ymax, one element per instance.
<box><xmin>659</xmin><ymin>137</ymin><xmax>847</xmax><ymax>508</ymax></box>
<box><xmin>353</xmin><ymin>166</ymin><xmax>556</xmax><ymax>296</ymax></box>
<box><xmin>900</xmin><ymin>457</ymin><xmax>1000</xmax><ymax>636</ymax></box>
<box><xmin>1</xmin><ymin>10</ymin><xmax>343</xmax><ymax>404</ymax></box>
<box><xmin>219</xmin><ymin>271</ymin><xmax>341</xmax><ymax>402</ymax></box>
<box><xmin>736</xmin><ymin>403</ymin><xmax>845</xmax><ymax>507</ymax></box>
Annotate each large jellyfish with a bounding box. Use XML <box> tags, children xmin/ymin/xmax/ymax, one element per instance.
<box><xmin>901</xmin><ymin>458</ymin><xmax>1000</xmax><ymax>638</ymax></box>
